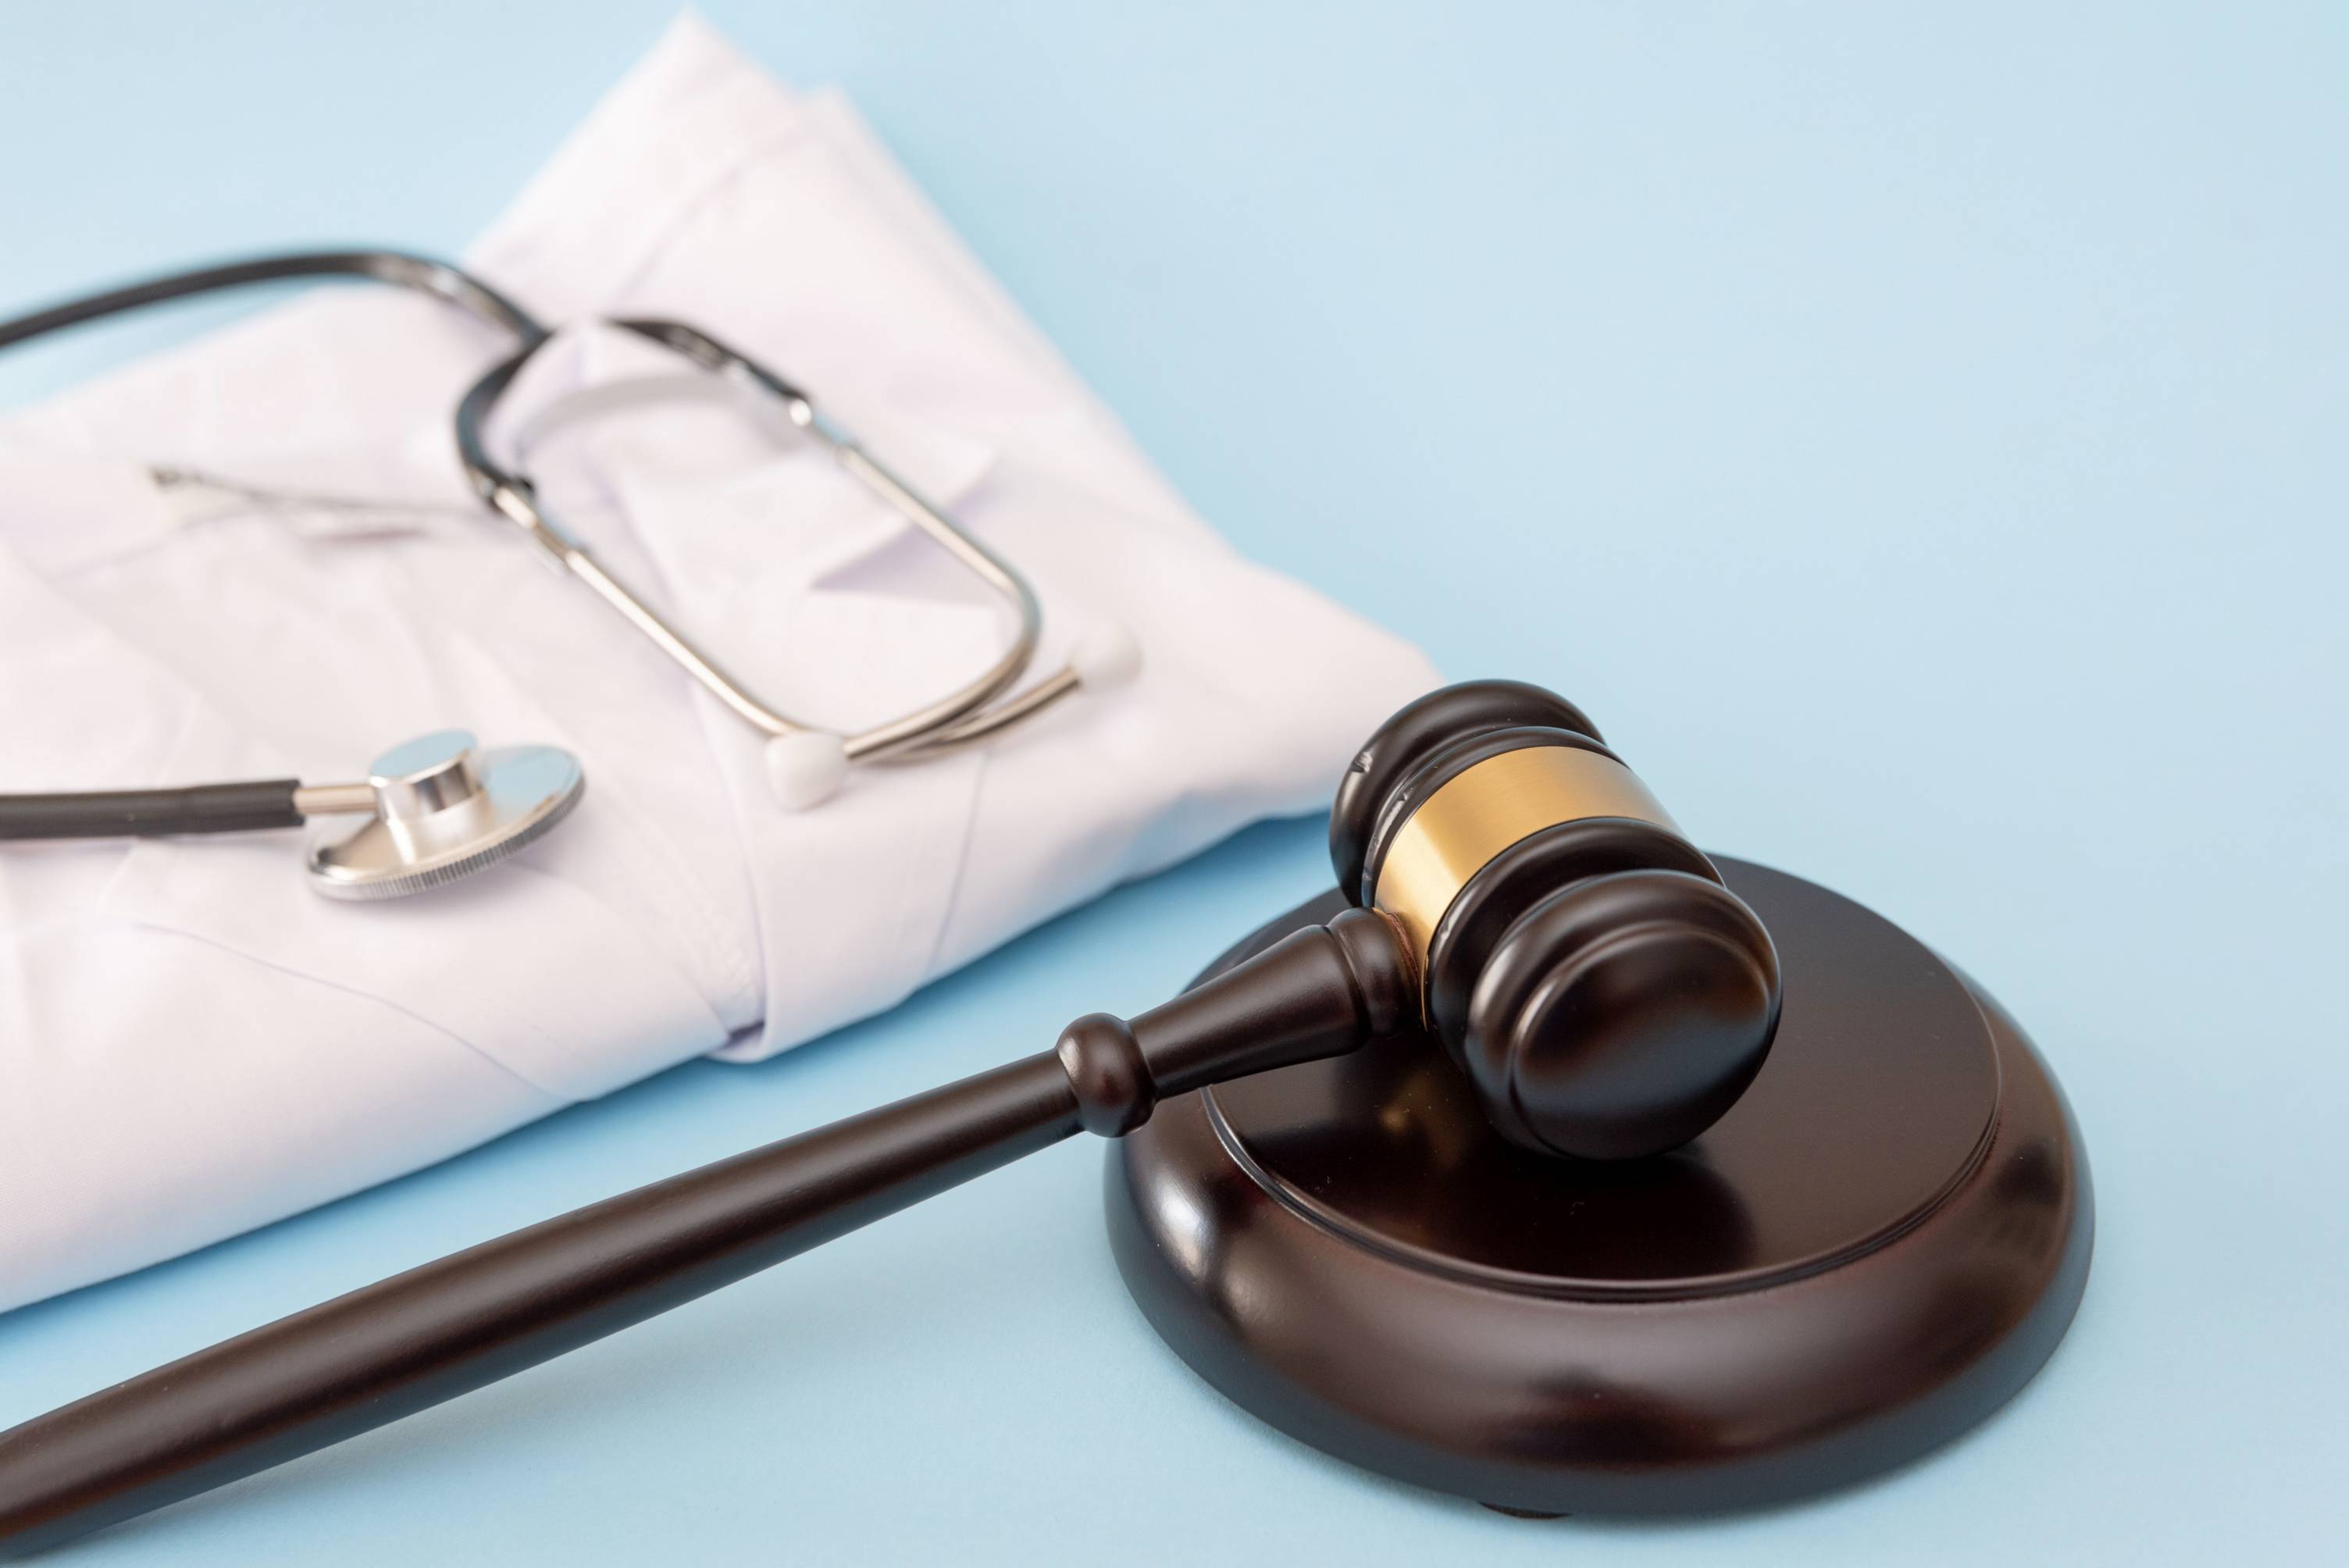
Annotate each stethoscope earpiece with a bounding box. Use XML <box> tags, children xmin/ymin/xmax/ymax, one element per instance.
<box><xmin>1068</xmin><ymin>621</ymin><xmax>1143</xmax><ymax>693</ymax></box>
<box><xmin>759</xmin><ymin>621</ymin><xmax>1142</xmax><ymax>811</ymax></box>
<box><xmin>764</xmin><ymin>732</ymin><xmax>851</xmax><ymax>811</ymax></box>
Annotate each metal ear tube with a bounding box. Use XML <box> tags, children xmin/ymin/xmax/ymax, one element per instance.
<box><xmin>454</xmin><ymin>315</ymin><xmax>1142</xmax><ymax>811</ymax></box>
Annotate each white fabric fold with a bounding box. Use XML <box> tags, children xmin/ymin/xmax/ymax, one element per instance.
<box><xmin>0</xmin><ymin>15</ymin><xmax>1438</xmax><ymax>1312</ymax></box>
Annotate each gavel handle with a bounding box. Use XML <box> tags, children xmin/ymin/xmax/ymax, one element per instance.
<box><xmin>0</xmin><ymin>908</ymin><xmax>1411</xmax><ymax>1558</ymax></box>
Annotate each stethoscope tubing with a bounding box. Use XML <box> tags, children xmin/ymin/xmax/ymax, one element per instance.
<box><xmin>0</xmin><ymin>779</ymin><xmax>303</xmax><ymax>841</ymax></box>
<box><xmin>0</xmin><ymin>250</ymin><xmax>544</xmax><ymax>353</ymax></box>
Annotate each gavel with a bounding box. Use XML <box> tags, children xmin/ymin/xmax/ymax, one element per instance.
<box><xmin>0</xmin><ymin>680</ymin><xmax>1780</xmax><ymax>1556</ymax></box>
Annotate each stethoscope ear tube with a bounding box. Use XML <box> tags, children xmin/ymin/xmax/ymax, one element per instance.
<box><xmin>0</xmin><ymin>779</ymin><xmax>301</xmax><ymax>840</ymax></box>
<box><xmin>458</xmin><ymin>315</ymin><xmax>1139</xmax><ymax>806</ymax></box>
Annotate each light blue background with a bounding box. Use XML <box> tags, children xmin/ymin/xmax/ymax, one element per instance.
<box><xmin>2</xmin><ymin>3</ymin><xmax>2343</xmax><ymax>1562</ymax></box>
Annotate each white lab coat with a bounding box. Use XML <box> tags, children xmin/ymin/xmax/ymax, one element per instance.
<box><xmin>0</xmin><ymin>17</ymin><xmax>1437</xmax><ymax>1311</ymax></box>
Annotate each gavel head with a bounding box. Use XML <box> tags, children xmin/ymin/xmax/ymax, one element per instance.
<box><xmin>1331</xmin><ymin>680</ymin><xmax>1780</xmax><ymax>1161</ymax></box>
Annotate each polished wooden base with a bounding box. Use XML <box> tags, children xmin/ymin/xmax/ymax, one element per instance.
<box><xmin>1108</xmin><ymin>858</ymin><xmax>2092</xmax><ymax>1514</ymax></box>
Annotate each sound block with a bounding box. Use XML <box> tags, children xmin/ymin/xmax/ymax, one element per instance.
<box><xmin>1107</xmin><ymin>857</ymin><xmax>2092</xmax><ymax>1514</ymax></box>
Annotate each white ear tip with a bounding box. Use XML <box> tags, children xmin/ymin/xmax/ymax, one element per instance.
<box><xmin>1071</xmin><ymin>622</ymin><xmax>1142</xmax><ymax>690</ymax></box>
<box><xmin>765</xmin><ymin>732</ymin><xmax>850</xmax><ymax>810</ymax></box>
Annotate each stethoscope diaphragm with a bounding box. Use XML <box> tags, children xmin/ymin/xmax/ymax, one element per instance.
<box><xmin>305</xmin><ymin>730</ymin><xmax>584</xmax><ymax>900</ymax></box>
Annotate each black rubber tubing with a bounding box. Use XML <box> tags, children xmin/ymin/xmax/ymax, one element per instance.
<box><xmin>0</xmin><ymin>251</ymin><xmax>544</xmax><ymax>352</ymax></box>
<box><xmin>0</xmin><ymin>781</ymin><xmax>303</xmax><ymax>840</ymax></box>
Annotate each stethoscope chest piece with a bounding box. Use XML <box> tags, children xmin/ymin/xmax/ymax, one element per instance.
<box><xmin>306</xmin><ymin>730</ymin><xmax>584</xmax><ymax>900</ymax></box>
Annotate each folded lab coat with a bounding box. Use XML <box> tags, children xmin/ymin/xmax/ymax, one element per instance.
<box><xmin>0</xmin><ymin>17</ymin><xmax>1438</xmax><ymax>1312</ymax></box>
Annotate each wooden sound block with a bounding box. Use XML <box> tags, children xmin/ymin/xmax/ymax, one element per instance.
<box><xmin>1107</xmin><ymin>857</ymin><xmax>2092</xmax><ymax>1515</ymax></box>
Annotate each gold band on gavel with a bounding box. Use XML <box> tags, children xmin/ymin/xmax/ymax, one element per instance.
<box><xmin>1371</xmin><ymin>745</ymin><xmax>1684</xmax><ymax>967</ymax></box>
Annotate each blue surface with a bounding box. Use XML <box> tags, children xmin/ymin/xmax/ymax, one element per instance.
<box><xmin>2</xmin><ymin>3</ymin><xmax>2344</xmax><ymax>1562</ymax></box>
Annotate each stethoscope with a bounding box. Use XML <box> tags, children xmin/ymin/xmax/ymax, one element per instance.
<box><xmin>0</xmin><ymin>251</ymin><xmax>1139</xmax><ymax>897</ymax></box>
